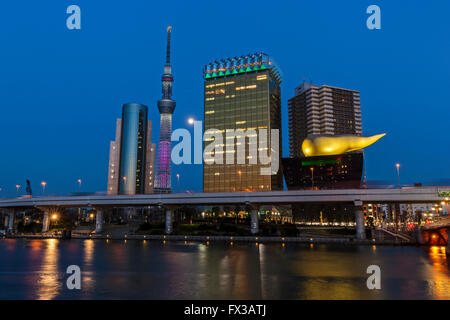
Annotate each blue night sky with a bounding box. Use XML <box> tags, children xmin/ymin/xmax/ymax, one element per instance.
<box><xmin>0</xmin><ymin>1</ymin><xmax>449</xmax><ymax>197</ymax></box>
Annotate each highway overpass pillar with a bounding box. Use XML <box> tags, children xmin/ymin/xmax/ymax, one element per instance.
<box><xmin>447</xmin><ymin>229</ymin><xmax>450</xmax><ymax>255</ymax></box>
<box><xmin>250</xmin><ymin>209</ymin><xmax>259</xmax><ymax>235</ymax></box>
<box><xmin>354</xmin><ymin>200</ymin><xmax>365</xmax><ymax>239</ymax></box>
<box><xmin>96</xmin><ymin>210</ymin><xmax>103</xmax><ymax>233</ymax></box>
<box><xmin>7</xmin><ymin>212</ymin><xmax>15</xmax><ymax>233</ymax></box>
<box><xmin>4</xmin><ymin>214</ymin><xmax>9</xmax><ymax>230</ymax></box>
<box><xmin>416</xmin><ymin>227</ymin><xmax>425</xmax><ymax>244</ymax></box>
<box><xmin>42</xmin><ymin>212</ymin><xmax>50</xmax><ymax>233</ymax></box>
<box><xmin>165</xmin><ymin>209</ymin><xmax>173</xmax><ymax>235</ymax></box>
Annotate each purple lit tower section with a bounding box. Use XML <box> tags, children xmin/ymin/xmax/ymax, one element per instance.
<box><xmin>155</xmin><ymin>26</ymin><xmax>175</xmax><ymax>193</ymax></box>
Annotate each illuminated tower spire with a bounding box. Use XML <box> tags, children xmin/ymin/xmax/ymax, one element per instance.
<box><xmin>155</xmin><ymin>26</ymin><xmax>175</xmax><ymax>193</ymax></box>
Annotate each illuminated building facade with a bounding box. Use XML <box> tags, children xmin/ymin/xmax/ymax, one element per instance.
<box><xmin>203</xmin><ymin>53</ymin><xmax>283</xmax><ymax>192</ymax></box>
<box><xmin>107</xmin><ymin>103</ymin><xmax>156</xmax><ymax>195</ymax></box>
<box><xmin>107</xmin><ymin>119</ymin><xmax>122</xmax><ymax>195</ymax></box>
<box><xmin>283</xmin><ymin>82</ymin><xmax>368</xmax><ymax>190</ymax></box>
<box><xmin>155</xmin><ymin>26</ymin><xmax>175</xmax><ymax>193</ymax></box>
<box><xmin>288</xmin><ymin>83</ymin><xmax>362</xmax><ymax>158</ymax></box>
<box><xmin>363</xmin><ymin>203</ymin><xmax>379</xmax><ymax>217</ymax></box>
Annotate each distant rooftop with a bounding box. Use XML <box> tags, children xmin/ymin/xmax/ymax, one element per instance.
<box><xmin>294</xmin><ymin>82</ymin><xmax>359</xmax><ymax>96</ymax></box>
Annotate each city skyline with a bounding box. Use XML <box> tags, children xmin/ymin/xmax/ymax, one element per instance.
<box><xmin>1</xmin><ymin>1</ymin><xmax>449</xmax><ymax>197</ymax></box>
<box><xmin>1</xmin><ymin>1</ymin><xmax>450</xmax><ymax>304</ymax></box>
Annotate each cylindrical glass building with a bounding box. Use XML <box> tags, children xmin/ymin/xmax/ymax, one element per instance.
<box><xmin>118</xmin><ymin>103</ymin><xmax>148</xmax><ymax>195</ymax></box>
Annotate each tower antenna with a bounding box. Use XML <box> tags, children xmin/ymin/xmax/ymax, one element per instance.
<box><xmin>166</xmin><ymin>26</ymin><xmax>172</xmax><ymax>65</ymax></box>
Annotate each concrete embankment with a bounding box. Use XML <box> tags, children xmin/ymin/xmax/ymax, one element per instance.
<box><xmin>1</xmin><ymin>233</ymin><xmax>419</xmax><ymax>246</ymax></box>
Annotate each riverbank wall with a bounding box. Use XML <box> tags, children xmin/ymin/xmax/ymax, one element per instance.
<box><xmin>1</xmin><ymin>233</ymin><xmax>427</xmax><ymax>246</ymax></box>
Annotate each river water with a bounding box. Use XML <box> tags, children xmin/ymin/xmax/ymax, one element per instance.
<box><xmin>0</xmin><ymin>239</ymin><xmax>449</xmax><ymax>299</ymax></box>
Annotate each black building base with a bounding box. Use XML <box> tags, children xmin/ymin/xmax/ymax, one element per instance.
<box><xmin>282</xmin><ymin>152</ymin><xmax>363</xmax><ymax>190</ymax></box>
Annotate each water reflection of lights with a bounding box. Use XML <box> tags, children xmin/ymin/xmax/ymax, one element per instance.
<box><xmin>37</xmin><ymin>239</ymin><xmax>61</xmax><ymax>300</ymax></box>
<box><xmin>84</xmin><ymin>239</ymin><xmax>94</xmax><ymax>265</ymax></box>
<box><xmin>426</xmin><ymin>246</ymin><xmax>450</xmax><ymax>299</ymax></box>
<box><xmin>3</xmin><ymin>239</ymin><xmax>449</xmax><ymax>299</ymax></box>
<box><xmin>82</xmin><ymin>239</ymin><xmax>95</xmax><ymax>292</ymax></box>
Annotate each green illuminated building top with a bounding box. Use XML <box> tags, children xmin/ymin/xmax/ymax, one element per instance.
<box><xmin>203</xmin><ymin>52</ymin><xmax>282</xmax><ymax>84</ymax></box>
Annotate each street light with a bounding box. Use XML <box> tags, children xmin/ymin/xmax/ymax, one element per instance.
<box><xmin>446</xmin><ymin>198</ymin><xmax>450</xmax><ymax>216</ymax></box>
<box><xmin>432</xmin><ymin>204</ymin><xmax>442</xmax><ymax>217</ymax></box>
<box><xmin>50</xmin><ymin>213</ymin><xmax>58</xmax><ymax>229</ymax></box>
<box><xmin>77</xmin><ymin>179</ymin><xmax>82</xmax><ymax>192</ymax></box>
<box><xmin>176</xmin><ymin>174</ymin><xmax>180</xmax><ymax>193</ymax></box>
<box><xmin>238</xmin><ymin>170</ymin><xmax>242</xmax><ymax>191</ymax></box>
<box><xmin>41</xmin><ymin>181</ymin><xmax>47</xmax><ymax>194</ymax></box>
<box><xmin>395</xmin><ymin>163</ymin><xmax>400</xmax><ymax>188</ymax></box>
<box><xmin>16</xmin><ymin>184</ymin><xmax>21</xmax><ymax>194</ymax></box>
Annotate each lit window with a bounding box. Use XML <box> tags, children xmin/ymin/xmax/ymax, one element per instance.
<box><xmin>257</xmin><ymin>75</ymin><xmax>267</xmax><ymax>80</ymax></box>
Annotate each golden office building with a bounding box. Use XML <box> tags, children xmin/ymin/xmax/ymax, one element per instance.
<box><xmin>203</xmin><ymin>53</ymin><xmax>283</xmax><ymax>192</ymax></box>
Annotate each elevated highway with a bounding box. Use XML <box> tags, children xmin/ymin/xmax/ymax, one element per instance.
<box><xmin>0</xmin><ymin>187</ymin><xmax>446</xmax><ymax>208</ymax></box>
<box><xmin>1</xmin><ymin>187</ymin><xmax>448</xmax><ymax>241</ymax></box>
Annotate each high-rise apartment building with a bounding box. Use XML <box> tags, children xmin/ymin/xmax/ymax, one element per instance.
<box><xmin>288</xmin><ymin>83</ymin><xmax>362</xmax><ymax>158</ymax></box>
<box><xmin>203</xmin><ymin>53</ymin><xmax>283</xmax><ymax>193</ymax></box>
<box><xmin>107</xmin><ymin>119</ymin><xmax>122</xmax><ymax>194</ymax></box>
<box><xmin>107</xmin><ymin>103</ymin><xmax>156</xmax><ymax>195</ymax></box>
<box><xmin>154</xmin><ymin>26</ymin><xmax>175</xmax><ymax>193</ymax></box>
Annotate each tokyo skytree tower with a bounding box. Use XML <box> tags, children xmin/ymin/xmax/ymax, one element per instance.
<box><xmin>155</xmin><ymin>26</ymin><xmax>176</xmax><ymax>193</ymax></box>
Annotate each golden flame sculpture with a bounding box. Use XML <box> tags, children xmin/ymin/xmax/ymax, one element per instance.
<box><xmin>302</xmin><ymin>133</ymin><xmax>386</xmax><ymax>157</ymax></box>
